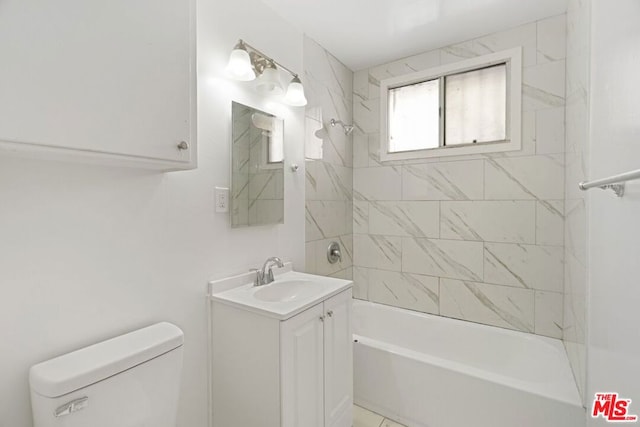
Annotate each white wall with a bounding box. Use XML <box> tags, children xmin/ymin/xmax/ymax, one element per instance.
<box><xmin>0</xmin><ymin>0</ymin><xmax>305</xmax><ymax>425</ymax></box>
<box><xmin>587</xmin><ymin>0</ymin><xmax>640</xmax><ymax>424</ymax></box>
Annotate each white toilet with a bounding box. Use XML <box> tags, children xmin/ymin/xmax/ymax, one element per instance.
<box><xmin>29</xmin><ymin>322</ymin><xmax>184</xmax><ymax>427</ymax></box>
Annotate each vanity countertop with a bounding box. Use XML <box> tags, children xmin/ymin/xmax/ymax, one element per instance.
<box><xmin>209</xmin><ymin>266</ymin><xmax>352</xmax><ymax>320</ymax></box>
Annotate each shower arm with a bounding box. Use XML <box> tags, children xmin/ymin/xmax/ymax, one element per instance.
<box><xmin>330</xmin><ymin>118</ymin><xmax>354</xmax><ymax>135</ymax></box>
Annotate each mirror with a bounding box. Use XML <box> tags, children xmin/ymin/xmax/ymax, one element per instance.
<box><xmin>231</xmin><ymin>102</ymin><xmax>285</xmax><ymax>228</ymax></box>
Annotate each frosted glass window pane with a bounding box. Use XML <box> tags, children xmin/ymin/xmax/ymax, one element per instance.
<box><xmin>388</xmin><ymin>79</ymin><xmax>440</xmax><ymax>153</ymax></box>
<box><xmin>445</xmin><ymin>64</ymin><xmax>506</xmax><ymax>146</ymax></box>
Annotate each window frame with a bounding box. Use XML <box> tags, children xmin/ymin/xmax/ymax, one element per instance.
<box><xmin>379</xmin><ymin>47</ymin><xmax>522</xmax><ymax>161</ymax></box>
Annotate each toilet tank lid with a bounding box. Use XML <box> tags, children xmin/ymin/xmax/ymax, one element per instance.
<box><xmin>29</xmin><ymin>322</ymin><xmax>184</xmax><ymax>398</ymax></box>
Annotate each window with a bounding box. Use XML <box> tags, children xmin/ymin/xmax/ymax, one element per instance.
<box><xmin>380</xmin><ymin>48</ymin><xmax>521</xmax><ymax>161</ymax></box>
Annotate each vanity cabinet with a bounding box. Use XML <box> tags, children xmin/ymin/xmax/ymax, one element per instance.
<box><xmin>0</xmin><ymin>0</ymin><xmax>196</xmax><ymax>170</ymax></box>
<box><xmin>211</xmin><ymin>288</ymin><xmax>353</xmax><ymax>427</ymax></box>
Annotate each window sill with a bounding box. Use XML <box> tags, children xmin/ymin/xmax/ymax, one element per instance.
<box><xmin>379</xmin><ymin>138</ymin><xmax>521</xmax><ymax>162</ymax></box>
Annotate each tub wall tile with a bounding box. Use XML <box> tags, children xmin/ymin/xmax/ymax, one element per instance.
<box><xmin>368</xmin><ymin>269</ymin><xmax>439</xmax><ymax>315</ymax></box>
<box><xmin>440</xmin><ymin>279</ymin><xmax>535</xmax><ymax>332</ymax></box>
<box><xmin>369</xmin><ymin>201</ymin><xmax>439</xmax><ymax>238</ymax></box>
<box><xmin>349</xmin><ymin>16</ymin><xmax>566</xmax><ymax>337</ymax></box>
<box><xmin>484</xmin><ymin>243</ymin><xmax>564</xmax><ymax>292</ymax></box>
<box><xmin>353</xmin><ymin>266</ymin><xmax>370</xmax><ymax>300</ymax></box>
<box><xmin>534</xmin><ymin>291</ymin><xmax>563</xmax><ymax>339</ymax></box>
<box><xmin>402</xmin><ymin>161</ymin><xmax>484</xmax><ymax>201</ymax></box>
<box><xmin>440</xmin><ymin>201</ymin><xmax>536</xmax><ymax>243</ymax></box>
<box><xmin>402</xmin><ymin>238</ymin><xmax>484</xmax><ymax>282</ymax></box>
<box><xmin>353</xmin><ymin>234</ymin><xmax>402</xmax><ymax>271</ymax></box>
<box><xmin>353</xmin><ymin>166</ymin><xmax>402</xmax><ymax>201</ymax></box>
<box><xmin>304</xmin><ymin>36</ymin><xmax>353</xmax><ymax>282</ymax></box>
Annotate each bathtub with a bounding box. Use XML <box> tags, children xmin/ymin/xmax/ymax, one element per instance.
<box><xmin>353</xmin><ymin>300</ymin><xmax>585</xmax><ymax>427</ymax></box>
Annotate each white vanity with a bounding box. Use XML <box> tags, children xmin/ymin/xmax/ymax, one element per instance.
<box><xmin>208</xmin><ymin>263</ymin><xmax>353</xmax><ymax>427</ymax></box>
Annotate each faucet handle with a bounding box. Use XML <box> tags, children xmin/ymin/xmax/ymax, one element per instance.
<box><xmin>249</xmin><ymin>268</ymin><xmax>263</xmax><ymax>287</ymax></box>
<box><xmin>266</xmin><ymin>268</ymin><xmax>275</xmax><ymax>283</ymax></box>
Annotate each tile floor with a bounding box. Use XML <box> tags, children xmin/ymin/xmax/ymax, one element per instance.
<box><xmin>354</xmin><ymin>404</ymin><xmax>407</xmax><ymax>427</ymax></box>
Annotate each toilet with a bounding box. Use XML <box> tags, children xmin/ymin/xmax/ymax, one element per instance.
<box><xmin>29</xmin><ymin>322</ymin><xmax>184</xmax><ymax>427</ymax></box>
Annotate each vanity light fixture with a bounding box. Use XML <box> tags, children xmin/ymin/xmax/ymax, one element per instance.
<box><xmin>226</xmin><ymin>39</ymin><xmax>307</xmax><ymax>106</ymax></box>
<box><xmin>225</xmin><ymin>40</ymin><xmax>255</xmax><ymax>81</ymax></box>
<box><xmin>256</xmin><ymin>60</ymin><xmax>284</xmax><ymax>95</ymax></box>
<box><xmin>284</xmin><ymin>75</ymin><xmax>307</xmax><ymax>107</ymax></box>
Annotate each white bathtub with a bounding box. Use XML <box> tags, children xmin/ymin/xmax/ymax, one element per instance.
<box><xmin>353</xmin><ymin>300</ymin><xmax>585</xmax><ymax>427</ymax></box>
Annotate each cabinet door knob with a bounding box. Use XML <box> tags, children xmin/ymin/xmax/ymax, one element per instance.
<box><xmin>177</xmin><ymin>141</ymin><xmax>189</xmax><ymax>150</ymax></box>
<box><xmin>327</xmin><ymin>310</ymin><xmax>333</xmax><ymax>317</ymax></box>
<box><xmin>319</xmin><ymin>315</ymin><xmax>325</xmax><ymax>322</ymax></box>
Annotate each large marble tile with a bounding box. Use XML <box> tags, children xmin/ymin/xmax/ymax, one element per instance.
<box><xmin>353</xmin><ymin>201</ymin><xmax>369</xmax><ymax>234</ymax></box>
<box><xmin>310</xmin><ymin>162</ymin><xmax>351</xmax><ymax>201</ymax></box>
<box><xmin>440</xmin><ymin>23</ymin><xmax>537</xmax><ymax>67</ymax></box>
<box><xmin>402</xmin><ymin>238</ymin><xmax>483</xmax><ymax>282</ymax></box>
<box><xmin>440</xmin><ymin>279</ymin><xmax>535</xmax><ymax>332</ymax></box>
<box><xmin>536</xmin><ymin>107</ymin><xmax>565</xmax><ymax>155</ymax></box>
<box><xmin>564</xmin><ymin>197</ymin><xmax>587</xmax><ymax>264</ymax></box>
<box><xmin>440</xmin><ymin>40</ymin><xmax>478</xmax><ymax>65</ymax></box>
<box><xmin>366</xmin><ymin>133</ymin><xmax>382</xmax><ymax>167</ymax></box>
<box><xmin>523</xmin><ymin>60</ymin><xmax>566</xmax><ymax>111</ymax></box>
<box><xmin>329</xmin><ymin>267</ymin><xmax>353</xmax><ymax>281</ymax></box>
<box><xmin>353</xmin><ymin>266</ymin><xmax>370</xmax><ymax>300</ymax></box>
<box><xmin>536</xmin><ymin>200</ymin><xmax>564</xmax><ymax>246</ymax></box>
<box><xmin>368</xmin><ymin>269</ymin><xmax>439</xmax><ymax>315</ymax></box>
<box><xmin>484</xmin><ymin>155</ymin><xmax>564</xmax><ymax>201</ymax></box>
<box><xmin>369</xmin><ymin>49</ymin><xmax>441</xmax><ymax>85</ymax></box>
<box><xmin>369</xmin><ymin>201</ymin><xmax>439</xmax><ymax>238</ymax></box>
<box><xmin>354</xmin><ymin>166</ymin><xmax>402</xmax><ymax>201</ymax></box>
<box><xmin>303</xmin><ymin>36</ymin><xmax>352</xmax><ymax>101</ymax></box>
<box><xmin>402</xmin><ymin>160</ymin><xmax>484</xmax><ymax>201</ymax></box>
<box><xmin>537</xmin><ymin>14</ymin><xmax>567</xmax><ymax>64</ymax></box>
<box><xmin>306</xmin><ymin>201</ymin><xmax>348</xmax><ymax>240</ymax></box>
<box><xmin>354</xmin><ymin>97</ymin><xmax>380</xmax><ymax>134</ymax></box>
<box><xmin>353</xmin><ymin>132</ymin><xmax>370</xmax><ymax>168</ymax></box>
<box><xmin>473</xmin><ymin>22</ymin><xmax>537</xmax><ymax>67</ymax></box>
<box><xmin>535</xmin><ymin>291</ymin><xmax>563</xmax><ymax>339</ymax></box>
<box><xmin>353</xmin><ymin>69</ymin><xmax>369</xmax><ymax>100</ymax></box>
<box><xmin>484</xmin><ymin>242</ymin><xmax>564</xmax><ymax>292</ymax></box>
<box><xmin>440</xmin><ymin>201</ymin><xmax>536</xmax><ymax>243</ymax></box>
<box><xmin>353</xmin><ymin>234</ymin><xmax>402</xmax><ymax>271</ymax></box>
<box><xmin>322</xmin><ymin>123</ymin><xmax>352</xmax><ymax>168</ymax></box>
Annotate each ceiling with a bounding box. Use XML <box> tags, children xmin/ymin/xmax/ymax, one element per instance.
<box><xmin>260</xmin><ymin>0</ymin><xmax>568</xmax><ymax>70</ymax></box>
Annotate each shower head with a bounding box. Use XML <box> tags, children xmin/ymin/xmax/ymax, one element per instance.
<box><xmin>330</xmin><ymin>118</ymin><xmax>354</xmax><ymax>136</ymax></box>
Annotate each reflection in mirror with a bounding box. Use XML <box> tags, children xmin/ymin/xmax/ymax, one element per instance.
<box><xmin>231</xmin><ymin>102</ymin><xmax>284</xmax><ymax>228</ymax></box>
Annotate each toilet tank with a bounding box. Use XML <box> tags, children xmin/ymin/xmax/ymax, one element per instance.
<box><xmin>29</xmin><ymin>322</ymin><xmax>184</xmax><ymax>427</ymax></box>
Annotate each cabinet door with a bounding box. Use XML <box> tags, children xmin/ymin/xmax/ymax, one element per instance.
<box><xmin>323</xmin><ymin>289</ymin><xmax>353</xmax><ymax>427</ymax></box>
<box><xmin>281</xmin><ymin>303</ymin><xmax>325</xmax><ymax>427</ymax></box>
<box><xmin>0</xmin><ymin>0</ymin><xmax>195</xmax><ymax>169</ymax></box>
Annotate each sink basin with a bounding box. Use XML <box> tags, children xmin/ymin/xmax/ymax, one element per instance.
<box><xmin>209</xmin><ymin>268</ymin><xmax>353</xmax><ymax>320</ymax></box>
<box><xmin>254</xmin><ymin>280</ymin><xmax>322</xmax><ymax>302</ymax></box>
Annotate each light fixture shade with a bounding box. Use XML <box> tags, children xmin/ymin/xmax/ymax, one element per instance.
<box><xmin>284</xmin><ymin>75</ymin><xmax>307</xmax><ymax>107</ymax></box>
<box><xmin>256</xmin><ymin>65</ymin><xmax>284</xmax><ymax>96</ymax></box>
<box><xmin>226</xmin><ymin>42</ymin><xmax>255</xmax><ymax>81</ymax></box>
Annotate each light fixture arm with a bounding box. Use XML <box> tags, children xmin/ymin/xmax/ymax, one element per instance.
<box><xmin>238</xmin><ymin>39</ymin><xmax>300</xmax><ymax>79</ymax></box>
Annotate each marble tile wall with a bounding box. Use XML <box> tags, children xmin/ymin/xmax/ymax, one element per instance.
<box><xmin>563</xmin><ymin>0</ymin><xmax>590</xmax><ymax>403</ymax></box>
<box><xmin>303</xmin><ymin>36</ymin><xmax>354</xmax><ymax>280</ymax></box>
<box><xmin>352</xmin><ymin>15</ymin><xmax>567</xmax><ymax>338</ymax></box>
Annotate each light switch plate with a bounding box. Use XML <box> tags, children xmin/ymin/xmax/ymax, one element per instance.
<box><xmin>215</xmin><ymin>187</ymin><xmax>229</xmax><ymax>213</ymax></box>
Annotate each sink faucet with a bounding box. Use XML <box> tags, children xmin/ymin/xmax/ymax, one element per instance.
<box><xmin>252</xmin><ymin>257</ymin><xmax>284</xmax><ymax>286</ymax></box>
